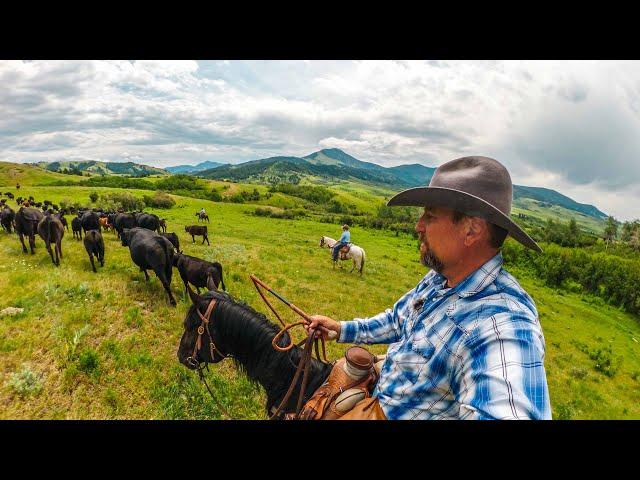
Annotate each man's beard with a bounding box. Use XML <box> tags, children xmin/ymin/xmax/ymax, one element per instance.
<box><xmin>419</xmin><ymin>236</ymin><xmax>445</xmax><ymax>273</ymax></box>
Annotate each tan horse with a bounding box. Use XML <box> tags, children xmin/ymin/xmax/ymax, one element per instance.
<box><xmin>319</xmin><ymin>236</ymin><xmax>365</xmax><ymax>275</ymax></box>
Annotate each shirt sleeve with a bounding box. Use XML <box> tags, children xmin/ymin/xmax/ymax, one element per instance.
<box><xmin>452</xmin><ymin>311</ymin><xmax>552</xmax><ymax>420</ymax></box>
<box><xmin>338</xmin><ymin>287</ymin><xmax>415</xmax><ymax>345</ymax></box>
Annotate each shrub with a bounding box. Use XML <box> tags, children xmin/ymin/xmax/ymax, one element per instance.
<box><xmin>89</xmin><ymin>191</ymin><xmax>99</xmax><ymax>203</ymax></box>
<box><xmin>100</xmin><ymin>192</ymin><xmax>145</xmax><ymax>211</ymax></box>
<box><xmin>78</xmin><ymin>349</ymin><xmax>100</xmax><ymax>375</ymax></box>
<box><xmin>588</xmin><ymin>344</ymin><xmax>623</xmax><ymax>377</ymax></box>
<box><xmin>142</xmin><ymin>191</ymin><xmax>175</xmax><ymax>209</ymax></box>
<box><xmin>208</xmin><ymin>190</ymin><xmax>223</xmax><ymax>202</ymax></box>
<box><xmin>6</xmin><ymin>365</ymin><xmax>43</xmax><ymax>397</ymax></box>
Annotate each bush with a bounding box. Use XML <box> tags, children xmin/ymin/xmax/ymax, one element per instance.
<box><xmin>6</xmin><ymin>365</ymin><xmax>43</xmax><ymax>396</ymax></box>
<box><xmin>142</xmin><ymin>191</ymin><xmax>175</xmax><ymax>209</ymax></box>
<box><xmin>209</xmin><ymin>190</ymin><xmax>223</xmax><ymax>202</ymax></box>
<box><xmin>100</xmin><ymin>192</ymin><xmax>145</xmax><ymax>211</ymax></box>
<box><xmin>89</xmin><ymin>191</ymin><xmax>99</xmax><ymax>203</ymax></box>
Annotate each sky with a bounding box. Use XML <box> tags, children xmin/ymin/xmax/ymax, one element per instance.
<box><xmin>1</xmin><ymin>60</ymin><xmax>639</xmax><ymax>221</ymax></box>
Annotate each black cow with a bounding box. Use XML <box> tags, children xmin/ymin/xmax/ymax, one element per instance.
<box><xmin>120</xmin><ymin>227</ymin><xmax>176</xmax><ymax>306</ymax></box>
<box><xmin>172</xmin><ymin>252</ymin><xmax>225</xmax><ymax>295</ymax></box>
<box><xmin>136</xmin><ymin>212</ymin><xmax>160</xmax><ymax>232</ymax></box>
<box><xmin>71</xmin><ymin>217</ymin><xmax>83</xmax><ymax>240</ymax></box>
<box><xmin>114</xmin><ymin>212</ymin><xmax>137</xmax><ymax>239</ymax></box>
<box><xmin>159</xmin><ymin>218</ymin><xmax>167</xmax><ymax>233</ymax></box>
<box><xmin>15</xmin><ymin>207</ymin><xmax>43</xmax><ymax>254</ymax></box>
<box><xmin>160</xmin><ymin>232</ymin><xmax>181</xmax><ymax>253</ymax></box>
<box><xmin>185</xmin><ymin>225</ymin><xmax>210</xmax><ymax>245</ymax></box>
<box><xmin>6</xmin><ymin>192</ymin><xmax>14</xmax><ymax>199</ymax></box>
<box><xmin>1</xmin><ymin>206</ymin><xmax>15</xmax><ymax>233</ymax></box>
<box><xmin>83</xmin><ymin>229</ymin><xmax>105</xmax><ymax>273</ymax></box>
<box><xmin>56</xmin><ymin>212</ymin><xmax>69</xmax><ymax>231</ymax></box>
<box><xmin>37</xmin><ymin>213</ymin><xmax>65</xmax><ymax>266</ymax></box>
<box><xmin>81</xmin><ymin>210</ymin><xmax>100</xmax><ymax>233</ymax></box>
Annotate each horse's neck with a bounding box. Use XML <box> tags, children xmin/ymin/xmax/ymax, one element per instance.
<box><xmin>324</xmin><ymin>236</ymin><xmax>337</xmax><ymax>247</ymax></box>
<box><xmin>220</xmin><ymin>313</ymin><xmax>331</xmax><ymax>411</ymax></box>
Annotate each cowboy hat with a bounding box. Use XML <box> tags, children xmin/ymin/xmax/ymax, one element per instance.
<box><xmin>387</xmin><ymin>156</ymin><xmax>542</xmax><ymax>252</ymax></box>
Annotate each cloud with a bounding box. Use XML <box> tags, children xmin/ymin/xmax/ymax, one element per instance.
<box><xmin>1</xmin><ymin>60</ymin><xmax>640</xmax><ymax>220</ymax></box>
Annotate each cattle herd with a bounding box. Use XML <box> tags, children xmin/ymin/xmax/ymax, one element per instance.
<box><xmin>1</xmin><ymin>193</ymin><xmax>226</xmax><ymax>306</ymax></box>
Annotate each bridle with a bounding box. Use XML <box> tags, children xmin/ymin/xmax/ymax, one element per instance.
<box><xmin>185</xmin><ymin>295</ymin><xmax>234</xmax><ymax>419</ymax></box>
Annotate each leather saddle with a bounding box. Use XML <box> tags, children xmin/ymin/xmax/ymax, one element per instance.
<box><xmin>293</xmin><ymin>346</ymin><xmax>385</xmax><ymax>420</ymax></box>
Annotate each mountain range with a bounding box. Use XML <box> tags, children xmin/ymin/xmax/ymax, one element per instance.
<box><xmin>191</xmin><ymin>148</ymin><xmax>607</xmax><ymax>220</ymax></box>
<box><xmin>35</xmin><ymin>160</ymin><xmax>166</xmax><ymax>177</ymax></box>
<box><xmin>165</xmin><ymin>160</ymin><xmax>226</xmax><ymax>174</ymax></box>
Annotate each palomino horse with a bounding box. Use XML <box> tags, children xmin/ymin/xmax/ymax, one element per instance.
<box><xmin>319</xmin><ymin>236</ymin><xmax>366</xmax><ymax>275</ymax></box>
<box><xmin>195</xmin><ymin>212</ymin><xmax>210</xmax><ymax>223</ymax></box>
<box><xmin>177</xmin><ymin>288</ymin><xmax>333</xmax><ymax>418</ymax></box>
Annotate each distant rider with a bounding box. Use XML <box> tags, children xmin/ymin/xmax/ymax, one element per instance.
<box><xmin>332</xmin><ymin>224</ymin><xmax>351</xmax><ymax>262</ymax></box>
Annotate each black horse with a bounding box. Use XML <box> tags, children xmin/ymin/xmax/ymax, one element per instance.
<box><xmin>177</xmin><ymin>288</ymin><xmax>332</xmax><ymax>418</ymax></box>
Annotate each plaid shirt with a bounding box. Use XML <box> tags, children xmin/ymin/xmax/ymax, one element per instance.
<box><xmin>339</xmin><ymin>252</ymin><xmax>551</xmax><ymax>420</ymax></box>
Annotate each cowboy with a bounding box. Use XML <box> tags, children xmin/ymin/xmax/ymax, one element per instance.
<box><xmin>332</xmin><ymin>224</ymin><xmax>350</xmax><ymax>262</ymax></box>
<box><xmin>307</xmin><ymin>156</ymin><xmax>551</xmax><ymax>420</ymax></box>
<box><xmin>200</xmin><ymin>207</ymin><xmax>206</xmax><ymax>216</ymax></box>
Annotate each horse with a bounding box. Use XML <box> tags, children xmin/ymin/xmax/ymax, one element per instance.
<box><xmin>195</xmin><ymin>211</ymin><xmax>210</xmax><ymax>223</ymax></box>
<box><xmin>177</xmin><ymin>287</ymin><xmax>333</xmax><ymax>418</ymax></box>
<box><xmin>319</xmin><ymin>236</ymin><xmax>366</xmax><ymax>275</ymax></box>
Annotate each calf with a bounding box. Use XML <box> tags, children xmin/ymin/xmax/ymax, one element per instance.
<box><xmin>121</xmin><ymin>227</ymin><xmax>176</xmax><ymax>306</ymax></box>
<box><xmin>37</xmin><ymin>213</ymin><xmax>64</xmax><ymax>266</ymax></box>
<box><xmin>172</xmin><ymin>252</ymin><xmax>226</xmax><ymax>295</ymax></box>
<box><xmin>185</xmin><ymin>225</ymin><xmax>210</xmax><ymax>245</ymax></box>
<box><xmin>159</xmin><ymin>218</ymin><xmax>167</xmax><ymax>233</ymax></box>
<box><xmin>1</xmin><ymin>205</ymin><xmax>15</xmax><ymax>233</ymax></box>
<box><xmin>15</xmin><ymin>207</ymin><xmax>43</xmax><ymax>254</ymax></box>
<box><xmin>56</xmin><ymin>212</ymin><xmax>69</xmax><ymax>231</ymax></box>
<box><xmin>160</xmin><ymin>232</ymin><xmax>181</xmax><ymax>253</ymax></box>
<box><xmin>71</xmin><ymin>217</ymin><xmax>83</xmax><ymax>240</ymax></box>
<box><xmin>83</xmin><ymin>229</ymin><xmax>105</xmax><ymax>273</ymax></box>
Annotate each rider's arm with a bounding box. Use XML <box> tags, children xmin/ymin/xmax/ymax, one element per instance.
<box><xmin>338</xmin><ymin>287</ymin><xmax>416</xmax><ymax>345</ymax></box>
<box><xmin>451</xmin><ymin>310</ymin><xmax>552</xmax><ymax>420</ymax></box>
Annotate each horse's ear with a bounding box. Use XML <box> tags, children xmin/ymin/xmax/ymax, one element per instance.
<box><xmin>187</xmin><ymin>283</ymin><xmax>200</xmax><ymax>305</ymax></box>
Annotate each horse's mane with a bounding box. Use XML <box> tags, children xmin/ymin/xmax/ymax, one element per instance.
<box><xmin>191</xmin><ymin>290</ymin><xmax>332</xmax><ymax>409</ymax></box>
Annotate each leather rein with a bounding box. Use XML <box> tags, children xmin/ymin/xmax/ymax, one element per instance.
<box><xmin>186</xmin><ymin>276</ymin><xmax>331</xmax><ymax>420</ymax></box>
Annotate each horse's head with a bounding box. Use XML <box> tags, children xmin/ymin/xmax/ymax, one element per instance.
<box><xmin>177</xmin><ymin>286</ymin><xmax>234</xmax><ymax>370</ymax></box>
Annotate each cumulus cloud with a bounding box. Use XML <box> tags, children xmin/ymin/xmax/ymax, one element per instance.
<box><xmin>1</xmin><ymin>60</ymin><xmax>639</xmax><ymax>220</ymax></box>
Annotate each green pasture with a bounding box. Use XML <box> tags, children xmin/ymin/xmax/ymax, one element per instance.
<box><xmin>0</xmin><ymin>180</ymin><xmax>638</xmax><ymax>419</ymax></box>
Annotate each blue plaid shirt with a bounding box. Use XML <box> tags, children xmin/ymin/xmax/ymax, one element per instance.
<box><xmin>339</xmin><ymin>252</ymin><xmax>551</xmax><ymax>420</ymax></box>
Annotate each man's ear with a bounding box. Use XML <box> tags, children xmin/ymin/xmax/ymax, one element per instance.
<box><xmin>463</xmin><ymin>217</ymin><xmax>487</xmax><ymax>246</ymax></box>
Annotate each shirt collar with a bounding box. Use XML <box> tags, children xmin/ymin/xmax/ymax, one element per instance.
<box><xmin>452</xmin><ymin>252</ymin><xmax>504</xmax><ymax>298</ymax></box>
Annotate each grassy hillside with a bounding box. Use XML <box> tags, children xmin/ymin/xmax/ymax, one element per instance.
<box><xmin>0</xmin><ymin>161</ymin><xmax>87</xmax><ymax>186</ymax></box>
<box><xmin>0</xmin><ymin>180</ymin><xmax>639</xmax><ymax>419</ymax></box>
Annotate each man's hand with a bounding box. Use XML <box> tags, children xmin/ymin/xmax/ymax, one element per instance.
<box><xmin>305</xmin><ymin>315</ymin><xmax>341</xmax><ymax>341</ymax></box>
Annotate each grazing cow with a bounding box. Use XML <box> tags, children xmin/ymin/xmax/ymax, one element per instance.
<box><xmin>81</xmin><ymin>210</ymin><xmax>100</xmax><ymax>233</ymax></box>
<box><xmin>136</xmin><ymin>212</ymin><xmax>160</xmax><ymax>232</ymax></box>
<box><xmin>15</xmin><ymin>207</ymin><xmax>43</xmax><ymax>254</ymax></box>
<box><xmin>184</xmin><ymin>225</ymin><xmax>210</xmax><ymax>245</ymax></box>
<box><xmin>172</xmin><ymin>252</ymin><xmax>225</xmax><ymax>295</ymax></box>
<box><xmin>120</xmin><ymin>227</ymin><xmax>176</xmax><ymax>306</ymax></box>
<box><xmin>37</xmin><ymin>213</ymin><xmax>65</xmax><ymax>266</ymax></box>
<box><xmin>159</xmin><ymin>218</ymin><xmax>167</xmax><ymax>233</ymax></box>
<box><xmin>160</xmin><ymin>232</ymin><xmax>181</xmax><ymax>253</ymax></box>
<box><xmin>6</xmin><ymin>192</ymin><xmax>14</xmax><ymax>199</ymax></box>
<box><xmin>114</xmin><ymin>212</ymin><xmax>137</xmax><ymax>239</ymax></box>
<box><xmin>83</xmin><ymin>229</ymin><xmax>105</xmax><ymax>273</ymax></box>
<box><xmin>1</xmin><ymin>205</ymin><xmax>15</xmax><ymax>233</ymax></box>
